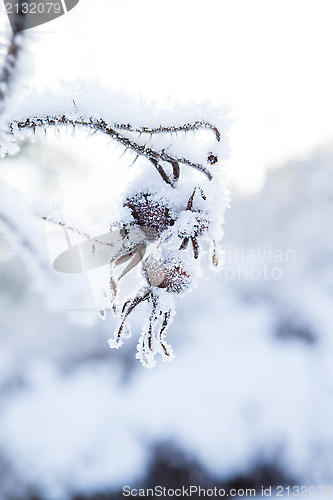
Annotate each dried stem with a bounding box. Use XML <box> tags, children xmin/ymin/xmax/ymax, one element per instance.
<box><xmin>38</xmin><ymin>215</ymin><xmax>118</xmax><ymax>249</ymax></box>
<box><xmin>113</xmin><ymin>120</ymin><xmax>221</xmax><ymax>142</ymax></box>
<box><xmin>116</xmin><ymin>288</ymin><xmax>151</xmax><ymax>339</ymax></box>
<box><xmin>8</xmin><ymin>114</ymin><xmax>217</xmax><ymax>183</ymax></box>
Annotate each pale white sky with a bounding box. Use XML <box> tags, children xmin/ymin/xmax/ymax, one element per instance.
<box><xmin>7</xmin><ymin>0</ymin><xmax>333</xmax><ymax>192</ymax></box>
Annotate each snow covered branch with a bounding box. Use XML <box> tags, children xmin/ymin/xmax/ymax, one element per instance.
<box><xmin>8</xmin><ymin>115</ymin><xmax>219</xmax><ymax>185</ymax></box>
<box><xmin>113</xmin><ymin>120</ymin><xmax>221</xmax><ymax>142</ymax></box>
<box><xmin>0</xmin><ymin>18</ymin><xmax>230</xmax><ymax>367</ymax></box>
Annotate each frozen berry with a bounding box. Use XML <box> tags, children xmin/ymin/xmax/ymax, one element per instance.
<box><xmin>124</xmin><ymin>193</ymin><xmax>174</xmax><ymax>235</ymax></box>
<box><xmin>142</xmin><ymin>252</ymin><xmax>191</xmax><ymax>293</ymax></box>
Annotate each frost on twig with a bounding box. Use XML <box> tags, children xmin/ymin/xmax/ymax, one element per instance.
<box><xmin>106</xmin><ymin>182</ymin><xmax>228</xmax><ymax>368</ymax></box>
<box><xmin>0</xmin><ymin>23</ymin><xmax>230</xmax><ymax>367</ymax></box>
<box><xmin>5</xmin><ymin>114</ymin><xmax>218</xmax><ymax>184</ymax></box>
<box><xmin>113</xmin><ymin>120</ymin><xmax>221</xmax><ymax>142</ymax></box>
<box><xmin>0</xmin><ymin>108</ymin><xmax>228</xmax><ymax>366</ymax></box>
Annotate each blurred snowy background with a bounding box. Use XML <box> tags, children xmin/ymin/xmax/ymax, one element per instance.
<box><xmin>1</xmin><ymin>1</ymin><xmax>333</xmax><ymax>499</ymax></box>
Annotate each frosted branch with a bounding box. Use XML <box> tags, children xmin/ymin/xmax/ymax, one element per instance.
<box><xmin>113</xmin><ymin>120</ymin><xmax>221</xmax><ymax>142</ymax></box>
<box><xmin>8</xmin><ymin>114</ymin><xmax>216</xmax><ymax>184</ymax></box>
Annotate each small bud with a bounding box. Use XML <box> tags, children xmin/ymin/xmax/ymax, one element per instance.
<box><xmin>212</xmin><ymin>250</ymin><xmax>219</xmax><ymax>267</ymax></box>
<box><xmin>207</xmin><ymin>152</ymin><xmax>218</xmax><ymax>165</ymax></box>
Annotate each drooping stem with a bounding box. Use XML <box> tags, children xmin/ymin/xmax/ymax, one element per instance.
<box><xmin>8</xmin><ymin>114</ymin><xmax>217</xmax><ymax>183</ymax></box>
<box><xmin>116</xmin><ymin>288</ymin><xmax>151</xmax><ymax>340</ymax></box>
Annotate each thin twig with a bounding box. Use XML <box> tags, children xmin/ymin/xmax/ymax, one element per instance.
<box><xmin>0</xmin><ymin>8</ymin><xmax>26</xmax><ymax>110</ymax></box>
<box><xmin>8</xmin><ymin>114</ymin><xmax>216</xmax><ymax>182</ymax></box>
<box><xmin>113</xmin><ymin>120</ymin><xmax>221</xmax><ymax>142</ymax></box>
<box><xmin>38</xmin><ymin>215</ymin><xmax>116</xmax><ymax>249</ymax></box>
